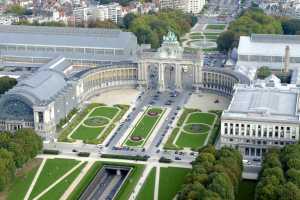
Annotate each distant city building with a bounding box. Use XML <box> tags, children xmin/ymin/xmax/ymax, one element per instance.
<box><xmin>220</xmin><ymin>75</ymin><xmax>300</xmax><ymax>159</ymax></box>
<box><xmin>73</xmin><ymin>3</ymin><xmax>122</xmax><ymax>25</ymax></box>
<box><xmin>159</xmin><ymin>0</ymin><xmax>205</xmax><ymax>14</ymax></box>
<box><xmin>258</xmin><ymin>0</ymin><xmax>300</xmax><ymax>19</ymax></box>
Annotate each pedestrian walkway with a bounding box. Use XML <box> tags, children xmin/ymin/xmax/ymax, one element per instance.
<box><xmin>32</xmin><ymin>161</ymin><xmax>84</xmax><ymax>200</ymax></box>
<box><xmin>24</xmin><ymin>158</ymin><xmax>47</xmax><ymax>200</ymax></box>
<box><xmin>154</xmin><ymin>164</ymin><xmax>160</xmax><ymax>200</ymax></box>
<box><xmin>60</xmin><ymin>160</ymin><xmax>95</xmax><ymax>200</ymax></box>
<box><xmin>129</xmin><ymin>164</ymin><xmax>154</xmax><ymax>200</ymax></box>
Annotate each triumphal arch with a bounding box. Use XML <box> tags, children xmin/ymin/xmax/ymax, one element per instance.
<box><xmin>137</xmin><ymin>31</ymin><xmax>203</xmax><ymax>91</ymax></box>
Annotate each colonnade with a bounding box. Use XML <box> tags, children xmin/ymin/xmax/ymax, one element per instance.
<box><xmin>138</xmin><ymin>61</ymin><xmax>202</xmax><ymax>91</ymax></box>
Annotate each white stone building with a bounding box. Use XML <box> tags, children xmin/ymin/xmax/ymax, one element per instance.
<box><xmin>73</xmin><ymin>3</ymin><xmax>122</xmax><ymax>25</ymax></box>
<box><xmin>159</xmin><ymin>0</ymin><xmax>205</xmax><ymax>14</ymax></box>
<box><xmin>220</xmin><ymin>75</ymin><xmax>300</xmax><ymax>159</ymax></box>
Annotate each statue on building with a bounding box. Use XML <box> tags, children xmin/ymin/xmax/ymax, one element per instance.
<box><xmin>163</xmin><ymin>31</ymin><xmax>178</xmax><ymax>43</ymax></box>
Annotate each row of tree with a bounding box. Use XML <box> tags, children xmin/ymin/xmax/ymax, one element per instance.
<box><xmin>0</xmin><ymin>76</ymin><xmax>17</xmax><ymax>95</ymax></box>
<box><xmin>178</xmin><ymin>145</ymin><xmax>243</xmax><ymax>200</ymax></box>
<box><xmin>255</xmin><ymin>144</ymin><xmax>300</xmax><ymax>200</ymax></box>
<box><xmin>216</xmin><ymin>8</ymin><xmax>300</xmax><ymax>52</ymax></box>
<box><xmin>0</xmin><ymin>129</ymin><xmax>42</xmax><ymax>191</ymax></box>
<box><xmin>124</xmin><ymin>10</ymin><xmax>197</xmax><ymax>48</ymax></box>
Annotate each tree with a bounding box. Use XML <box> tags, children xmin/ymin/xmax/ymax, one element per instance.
<box><xmin>282</xmin><ymin>19</ymin><xmax>300</xmax><ymax>35</ymax></box>
<box><xmin>0</xmin><ymin>148</ymin><xmax>15</xmax><ymax>191</ymax></box>
<box><xmin>6</xmin><ymin>5</ymin><xmax>26</xmax><ymax>16</ymax></box>
<box><xmin>208</xmin><ymin>172</ymin><xmax>235</xmax><ymax>200</ymax></box>
<box><xmin>279</xmin><ymin>182</ymin><xmax>300</xmax><ymax>200</ymax></box>
<box><xmin>179</xmin><ymin>146</ymin><xmax>242</xmax><ymax>200</ymax></box>
<box><xmin>216</xmin><ymin>31</ymin><xmax>237</xmax><ymax>52</ymax></box>
<box><xmin>256</xmin><ymin>66</ymin><xmax>272</xmax><ymax>79</ymax></box>
<box><xmin>122</xmin><ymin>13</ymin><xmax>137</xmax><ymax>29</ymax></box>
<box><xmin>0</xmin><ymin>76</ymin><xmax>17</xmax><ymax>95</ymax></box>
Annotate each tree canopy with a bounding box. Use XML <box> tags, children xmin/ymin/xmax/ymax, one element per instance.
<box><xmin>0</xmin><ymin>76</ymin><xmax>17</xmax><ymax>95</ymax></box>
<box><xmin>282</xmin><ymin>19</ymin><xmax>300</xmax><ymax>35</ymax></box>
<box><xmin>255</xmin><ymin>145</ymin><xmax>300</xmax><ymax>200</ymax></box>
<box><xmin>178</xmin><ymin>145</ymin><xmax>243</xmax><ymax>200</ymax></box>
<box><xmin>217</xmin><ymin>8</ymin><xmax>283</xmax><ymax>52</ymax></box>
<box><xmin>0</xmin><ymin>129</ymin><xmax>42</xmax><ymax>191</ymax></box>
<box><xmin>127</xmin><ymin>9</ymin><xmax>197</xmax><ymax>48</ymax></box>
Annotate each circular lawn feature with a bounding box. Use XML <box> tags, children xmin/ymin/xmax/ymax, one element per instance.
<box><xmin>130</xmin><ymin>136</ymin><xmax>143</xmax><ymax>142</ymax></box>
<box><xmin>147</xmin><ymin>111</ymin><xmax>159</xmax><ymax>117</ymax></box>
<box><xmin>84</xmin><ymin>117</ymin><xmax>109</xmax><ymax>127</ymax></box>
<box><xmin>183</xmin><ymin>123</ymin><xmax>210</xmax><ymax>134</ymax></box>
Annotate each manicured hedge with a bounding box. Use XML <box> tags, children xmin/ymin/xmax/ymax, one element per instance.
<box><xmin>43</xmin><ymin>149</ymin><xmax>60</xmax><ymax>155</ymax></box>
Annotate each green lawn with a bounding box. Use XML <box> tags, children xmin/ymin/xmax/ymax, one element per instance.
<box><xmin>67</xmin><ymin>162</ymin><xmax>103</xmax><ymax>200</ymax></box>
<box><xmin>124</xmin><ymin>107</ymin><xmax>165</xmax><ymax>147</ymax></box>
<box><xmin>71</xmin><ymin>125</ymin><xmax>105</xmax><ymax>140</ymax></box>
<box><xmin>166</xmin><ymin>111</ymin><xmax>216</xmax><ymax>150</ymax></box>
<box><xmin>176</xmin><ymin>131</ymin><xmax>208</xmax><ymax>149</ymax></box>
<box><xmin>203</xmin><ymin>32</ymin><xmax>220</xmax><ymax>36</ymax></box>
<box><xmin>58</xmin><ymin>103</ymin><xmax>105</xmax><ymax>142</ymax></box>
<box><xmin>70</xmin><ymin>106</ymin><xmax>120</xmax><ymax>141</ymax></box>
<box><xmin>190</xmin><ymin>35</ymin><xmax>204</xmax><ymax>40</ymax></box>
<box><xmin>186</xmin><ymin>112</ymin><xmax>216</xmax><ymax>125</ymax></box>
<box><xmin>158</xmin><ymin>167</ymin><xmax>191</xmax><ymax>200</ymax></box>
<box><xmin>29</xmin><ymin>158</ymin><xmax>79</xmax><ymax>199</ymax></box>
<box><xmin>7</xmin><ymin>165</ymin><xmax>40</xmax><ymax>200</ymax></box>
<box><xmin>164</xmin><ymin>128</ymin><xmax>183</xmax><ymax>150</ymax></box>
<box><xmin>39</xmin><ymin>162</ymin><xmax>86</xmax><ymax>200</ymax></box>
<box><xmin>136</xmin><ymin>167</ymin><xmax>156</xmax><ymax>200</ymax></box>
<box><xmin>89</xmin><ymin>106</ymin><xmax>119</xmax><ymax>119</ymax></box>
<box><xmin>183</xmin><ymin>124</ymin><xmax>210</xmax><ymax>133</ymax></box>
<box><xmin>206</xmin><ymin>24</ymin><xmax>226</xmax><ymax>30</ymax></box>
<box><xmin>237</xmin><ymin>180</ymin><xmax>257</xmax><ymax>200</ymax></box>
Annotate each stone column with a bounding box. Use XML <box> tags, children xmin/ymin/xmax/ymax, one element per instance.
<box><xmin>159</xmin><ymin>63</ymin><xmax>165</xmax><ymax>91</ymax></box>
<box><xmin>193</xmin><ymin>64</ymin><xmax>202</xmax><ymax>91</ymax></box>
<box><xmin>175</xmin><ymin>64</ymin><xmax>182</xmax><ymax>90</ymax></box>
<box><xmin>138</xmin><ymin>62</ymin><xmax>143</xmax><ymax>81</ymax></box>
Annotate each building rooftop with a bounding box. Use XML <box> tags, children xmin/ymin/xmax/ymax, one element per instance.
<box><xmin>0</xmin><ymin>25</ymin><xmax>136</xmax><ymax>49</ymax></box>
<box><xmin>222</xmin><ymin>80</ymin><xmax>300</xmax><ymax>123</ymax></box>
<box><xmin>238</xmin><ymin>34</ymin><xmax>300</xmax><ymax>57</ymax></box>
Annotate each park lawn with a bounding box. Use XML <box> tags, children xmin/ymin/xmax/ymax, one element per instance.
<box><xmin>89</xmin><ymin>106</ymin><xmax>119</xmax><ymax>119</ymax></box>
<box><xmin>177</xmin><ymin>109</ymin><xmax>200</xmax><ymax>126</ymax></box>
<box><xmin>164</xmin><ymin>128</ymin><xmax>182</xmax><ymax>150</ymax></box>
<box><xmin>71</xmin><ymin>125</ymin><xmax>105</xmax><ymax>140</ymax></box>
<box><xmin>237</xmin><ymin>180</ymin><xmax>257</xmax><ymax>200</ymax></box>
<box><xmin>183</xmin><ymin>124</ymin><xmax>210</xmax><ymax>133</ymax></box>
<box><xmin>125</xmin><ymin>107</ymin><xmax>164</xmax><ymax>146</ymax></box>
<box><xmin>190</xmin><ymin>32</ymin><xmax>202</xmax><ymax>36</ymax></box>
<box><xmin>186</xmin><ymin>112</ymin><xmax>216</xmax><ymax>125</ymax></box>
<box><xmin>38</xmin><ymin>162</ymin><xmax>86</xmax><ymax>200</ymax></box>
<box><xmin>176</xmin><ymin>131</ymin><xmax>208</xmax><ymax>149</ymax></box>
<box><xmin>158</xmin><ymin>167</ymin><xmax>191</xmax><ymax>200</ymax></box>
<box><xmin>125</xmin><ymin>139</ymin><xmax>144</xmax><ymax>146</ymax></box>
<box><xmin>203</xmin><ymin>32</ymin><xmax>220</xmax><ymax>36</ymax></box>
<box><xmin>206</xmin><ymin>24</ymin><xmax>226</xmax><ymax>30</ymax></box>
<box><xmin>190</xmin><ymin>35</ymin><xmax>204</xmax><ymax>40</ymax></box>
<box><xmin>136</xmin><ymin>167</ymin><xmax>156</xmax><ymax>200</ymax></box>
<box><xmin>67</xmin><ymin>162</ymin><xmax>103</xmax><ymax>200</ymax></box>
<box><xmin>29</xmin><ymin>158</ymin><xmax>80</xmax><ymax>199</ymax></box>
<box><xmin>7</xmin><ymin>165</ymin><xmax>40</xmax><ymax>200</ymax></box>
